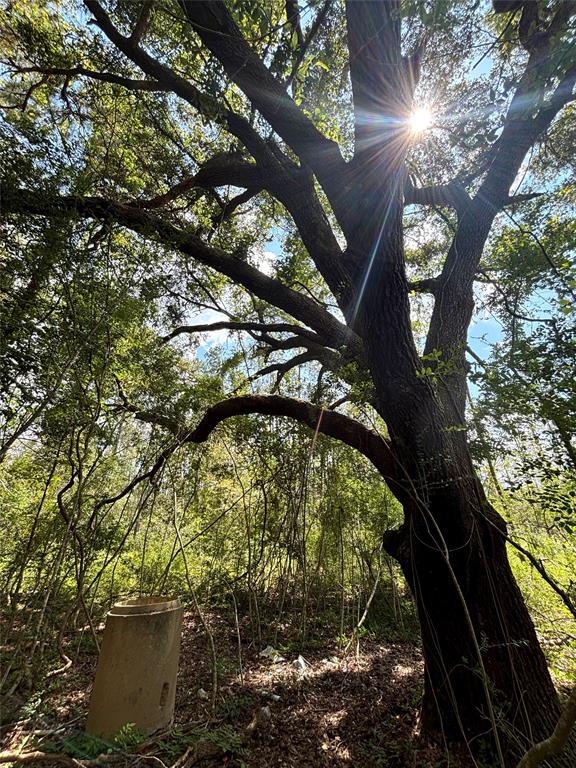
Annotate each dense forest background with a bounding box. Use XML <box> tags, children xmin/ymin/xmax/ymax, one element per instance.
<box><xmin>1</xmin><ymin>0</ymin><xmax>575</xmax><ymax>767</ymax></box>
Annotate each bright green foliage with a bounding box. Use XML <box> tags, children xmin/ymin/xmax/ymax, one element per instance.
<box><xmin>0</xmin><ymin>0</ymin><xmax>574</xmax><ymax>726</ymax></box>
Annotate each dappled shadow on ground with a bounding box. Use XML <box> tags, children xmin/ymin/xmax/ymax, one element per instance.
<box><xmin>228</xmin><ymin>647</ymin><xmax>426</xmax><ymax>767</ymax></box>
<box><xmin>2</xmin><ymin>612</ymin><xmax>475</xmax><ymax>767</ymax></box>
<box><xmin>174</xmin><ymin>614</ymin><xmax>474</xmax><ymax>768</ymax></box>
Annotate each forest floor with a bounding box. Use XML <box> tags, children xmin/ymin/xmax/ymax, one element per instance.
<box><xmin>1</xmin><ymin>610</ymin><xmax>479</xmax><ymax>768</ymax></box>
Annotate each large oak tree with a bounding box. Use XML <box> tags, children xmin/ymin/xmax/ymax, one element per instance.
<box><xmin>1</xmin><ymin>0</ymin><xmax>575</xmax><ymax>765</ymax></box>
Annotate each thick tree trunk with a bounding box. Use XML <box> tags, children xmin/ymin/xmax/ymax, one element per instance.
<box><xmin>346</xmin><ymin>174</ymin><xmax>575</xmax><ymax>763</ymax></box>
<box><xmin>382</xmin><ymin>429</ymin><xmax>576</xmax><ymax>767</ymax></box>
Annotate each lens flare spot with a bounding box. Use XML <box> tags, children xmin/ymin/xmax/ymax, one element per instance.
<box><xmin>409</xmin><ymin>107</ymin><xmax>433</xmax><ymax>134</ymax></box>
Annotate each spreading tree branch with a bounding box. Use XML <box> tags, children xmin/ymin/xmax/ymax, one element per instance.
<box><xmin>82</xmin><ymin>0</ymin><xmax>283</xmax><ymax>166</ymax></box>
<box><xmin>7</xmin><ymin>64</ymin><xmax>168</xmax><ymax>92</ymax></box>
<box><xmin>162</xmin><ymin>321</ymin><xmax>325</xmax><ymax>345</ymax></box>
<box><xmin>82</xmin><ymin>1</ymin><xmax>349</xmax><ymax>299</ymax></box>
<box><xmin>2</xmin><ymin>187</ymin><xmax>362</xmax><ymax>360</ymax></box>
<box><xmin>177</xmin><ymin>0</ymin><xmax>350</xmax><ymax>232</ymax></box>
<box><xmin>480</xmin><ymin>20</ymin><xmax>576</xmax><ymax>208</ymax></box>
<box><xmin>163</xmin><ymin>321</ymin><xmax>349</xmax><ymax>392</ymax></box>
<box><xmin>424</xmin><ymin>7</ymin><xmax>576</xmax><ymax>417</ymax></box>
<box><xmin>404</xmin><ymin>178</ymin><xmax>472</xmax><ymax>212</ymax></box>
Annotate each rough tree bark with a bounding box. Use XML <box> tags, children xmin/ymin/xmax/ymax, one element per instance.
<box><xmin>3</xmin><ymin>0</ymin><xmax>576</xmax><ymax>765</ymax></box>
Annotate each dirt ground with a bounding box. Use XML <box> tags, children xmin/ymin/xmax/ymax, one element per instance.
<box><xmin>2</xmin><ymin>611</ymin><xmax>477</xmax><ymax>767</ymax></box>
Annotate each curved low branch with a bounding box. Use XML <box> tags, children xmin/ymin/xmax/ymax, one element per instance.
<box><xmin>126</xmin><ymin>394</ymin><xmax>396</xmax><ymax>480</ymax></box>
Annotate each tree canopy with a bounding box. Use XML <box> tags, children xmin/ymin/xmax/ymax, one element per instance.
<box><xmin>1</xmin><ymin>1</ymin><xmax>575</xmax><ymax>767</ymax></box>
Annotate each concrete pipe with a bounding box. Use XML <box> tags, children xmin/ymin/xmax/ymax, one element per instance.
<box><xmin>86</xmin><ymin>596</ymin><xmax>183</xmax><ymax>738</ymax></box>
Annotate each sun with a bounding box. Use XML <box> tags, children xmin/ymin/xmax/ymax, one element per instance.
<box><xmin>409</xmin><ymin>106</ymin><xmax>433</xmax><ymax>134</ymax></box>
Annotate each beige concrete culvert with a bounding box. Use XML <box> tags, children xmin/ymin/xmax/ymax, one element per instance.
<box><xmin>86</xmin><ymin>596</ymin><xmax>183</xmax><ymax>738</ymax></box>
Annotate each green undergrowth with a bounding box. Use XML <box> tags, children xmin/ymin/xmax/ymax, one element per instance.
<box><xmin>37</xmin><ymin>723</ymin><xmax>249</xmax><ymax>765</ymax></box>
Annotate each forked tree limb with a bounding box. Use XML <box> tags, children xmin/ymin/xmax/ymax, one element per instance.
<box><xmin>177</xmin><ymin>0</ymin><xmax>349</xmax><ymax>229</ymax></box>
<box><xmin>251</xmin><ymin>349</ymin><xmax>340</xmax><ymax>386</ymax></box>
<box><xmin>254</xmin><ymin>332</ymin><xmax>334</xmax><ymax>355</ymax></box>
<box><xmin>134</xmin><ymin>153</ymin><xmax>265</xmax><ymax>210</ymax></box>
<box><xmin>425</xmin><ymin>2</ymin><xmax>575</xmax><ymax>325</ymax></box>
<box><xmin>211</xmin><ymin>188</ymin><xmax>260</xmax><ymax>227</ymax></box>
<box><xmin>480</xmin><ymin>52</ymin><xmax>576</xmax><ymax>207</ymax></box>
<box><xmin>424</xmin><ymin>17</ymin><xmax>575</xmax><ymax>415</ymax></box>
<box><xmin>504</xmin><ymin>192</ymin><xmax>544</xmax><ymax>206</ymax></box>
<box><xmin>82</xmin><ymin>0</ymin><xmax>349</xmax><ymax>300</ymax></box>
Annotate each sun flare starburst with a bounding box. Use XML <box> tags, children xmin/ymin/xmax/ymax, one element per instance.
<box><xmin>409</xmin><ymin>107</ymin><xmax>433</xmax><ymax>134</ymax></box>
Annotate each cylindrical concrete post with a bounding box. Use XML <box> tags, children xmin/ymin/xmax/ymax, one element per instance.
<box><xmin>86</xmin><ymin>596</ymin><xmax>183</xmax><ymax>738</ymax></box>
